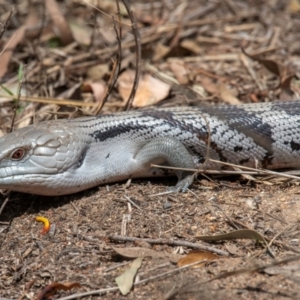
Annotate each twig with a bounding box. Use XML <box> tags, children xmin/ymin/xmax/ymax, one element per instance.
<box><xmin>0</xmin><ymin>6</ymin><xmax>14</xmax><ymax>40</ymax></box>
<box><xmin>108</xmin><ymin>235</ymin><xmax>229</xmax><ymax>256</ymax></box>
<box><xmin>0</xmin><ymin>94</ymin><xmax>97</xmax><ymax>107</ymax></box>
<box><xmin>124</xmin><ymin>195</ymin><xmax>142</xmax><ymax>211</ymax></box>
<box><xmin>0</xmin><ymin>196</ymin><xmax>10</xmax><ymax>217</ymax></box>
<box><xmin>122</xmin><ymin>0</ymin><xmax>141</xmax><ymax>110</ymax></box>
<box><xmin>10</xmin><ymin>63</ymin><xmax>26</xmax><ymax>132</ymax></box>
<box><xmin>208</xmin><ymin>159</ymin><xmax>300</xmax><ymax>180</ymax></box>
<box><xmin>95</xmin><ymin>1</ymin><xmax>123</xmax><ymax>114</ymax></box>
<box><xmin>150</xmin><ymin>161</ymin><xmax>300</xmax><ymax>181</ymax></box>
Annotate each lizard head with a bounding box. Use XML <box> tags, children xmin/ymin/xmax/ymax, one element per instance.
<box><xmin>0</xmin><ymin>121</ymin><xmax>87</xmax><ymax>195</ymax></box>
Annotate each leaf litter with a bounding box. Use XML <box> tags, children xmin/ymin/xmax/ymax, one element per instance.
<box><xmin>1</xmin><ymin>1</ymin><xmax>300</xmax><ymax>299</ymax></box>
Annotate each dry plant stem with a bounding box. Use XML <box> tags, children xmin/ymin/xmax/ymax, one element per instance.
<box><xmin>0</xmin><ymin>6</ymin><xmax>14</xmax><ymax>40</ymax></box>
<box><xmin>151</xmin><ymin>161</ymin><xmax>300</xmax><ymax>181</ymax></box>
<box><xmin>0</xmin><ymin>196</ymin><xmax>10</xmax><ymax>217</ymax></box>
<box><xmin>208</xmin><ymin>159</ymin><xmax>300</xmax><ymax>180</ymax></box>
<box><xmin>122</xmin><ymin>0</ymin><xmax>141</xmax><ymax>111</ymax></box>
<box><xmin>108</xmin><ymin>235</ymin><xmax>229</xmax><ymax>256</ymax></box>
<box><xmin>0</xmin><ymin>94</ymin><xmax>96</xmax><ymax>107</ymax></box>
<box><xmin>10</xmin><ymin>65</ymin><xmax>25</xmax><ymax>133</ymax></box>
<box><xmin>95</xmin><ymin>2</ymin><xmax>122</xmax><ymax>115</ymax></box>
<box><xmin>150</xmin><ymin>164</ymin><xmax>290</xmax><ymax>177</ymax></box>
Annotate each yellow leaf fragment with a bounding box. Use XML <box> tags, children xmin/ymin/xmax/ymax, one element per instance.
<box><xmin>115</xmin><ymin>257</ymin><xmax>143</xmax><ymax>295</ymax></box>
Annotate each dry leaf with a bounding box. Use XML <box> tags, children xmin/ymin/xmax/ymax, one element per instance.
<box><xmin>118</xmin><ymin>70</ymin><xmax>171</xmax><ymax>107</ymax></box>
<box><xmin>82</xmin><ymin>82</ymin><xmax>106</xmax><ymax>104</ymax></box>
<box><xmin>242</xmin><ymin>47</ymin><xmax>281</xmax><ymax>76</ymax></box>
<box><xmin>289</xmin><ymin>0</ymin><xmax>300</xmax><ymax>12</ymax></box>
<box><xmin>153</xmin><ymin>42</ymin><xmax>171</xmax><ymax>62</ymax></box>
<box><xmin>195</xmin><ymin>229</ymin><xmax>266</xmax><ymax>243</ymax></box>
<box><xmin>180</xmin><ymin>39</ymin><xmax>202</xmax><ymax>54</ymax></box>
<box><xmin>264</xmin><ymin>264</ymin><xmax>300</xmax><ymax>276</ymax></box>
<box><xmin>169</xmin><ymin>61</ymin><xmax>189</xmax><ymax>85</ymax></box>
<box><xmin>177</xmin><ymin>251</ymin><xmax>219</xmax><ymax>268</ymax></box>
<box><xmin>115</xmin><ymin>258</ymin><xmax>143</xmax><ymax>296</ymax></box>
<box><xmin>35</xmin><ymin>282</ymin><xmax>81</xmax><ymax>300</ymax></box>
<box><xmin>219</xmin><ymin>83</ymin><xmax>241</xmax><ymax>105</ymax></box>
<box><xmin>225</xmin><ymin>244</ymin><xmax>245</xmax><ymax>256</ymax></box>
<box><xmin>279</xmin><ymin>75</ymin><xmax>295</xmax><ymax>100</ymax></box>
<box><xmin>87</xmin><ymin>64</ymin><xmax>109</xmax><ymax>81</ymax></box>
<box><xmin>45</xmin><ymin>0</ymin><xmax>74</xmax><ymax>45</ymax></box>
<box><xmin>69</xmin><ymin>18</ymin><xmax>93</xmax><ymax>46</ymax></box>
<box><xmin>199</xmin><ymin>77</ymin><xmax>218</xmax><ymax>95</ymax></box>
<box><xmin>111</xmin><ymin>246</ymin><xmax>182</xmax><ymax>263</ymax></box>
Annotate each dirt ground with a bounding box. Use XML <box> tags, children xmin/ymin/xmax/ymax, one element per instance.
<box><xmin>1</xmin><ymin>0</ymin><xmax>300</xmax><ymax>299</ymax></box>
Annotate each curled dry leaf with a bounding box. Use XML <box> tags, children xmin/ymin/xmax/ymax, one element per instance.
<box><xmin>177</xmin><ymin>251</ymin><xmax>219</xmax><ymax>268</ymax></box>
<box><xmin>82</xmin><ymin>82</ymin><xmax>106</xmax><ymax>104</ymax></box>
<box><xmin>118</xmin><ymin>70</ymin><xmax>171</xmax><ymax>107</ymax></box>
<box><xmin>35</xmin><ymin>282</ymin><xmax>81</xmax><ymax>300</ymax></box>
<box><xmin>115</xmin><ymin>257</ymin><xmax>143</xmax><ymax>296</ymax></box>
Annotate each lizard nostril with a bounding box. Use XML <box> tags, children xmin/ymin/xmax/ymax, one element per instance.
<box><xmin>11</xmin><ymin>148</ymin><xmax>25</xmax><ymax>160</ymax></box>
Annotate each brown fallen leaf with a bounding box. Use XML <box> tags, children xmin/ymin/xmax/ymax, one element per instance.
<box><xmin>279</xmin><ymin>75</ymin><xmax>295</xmax><ymax>100</ymax></box>
<box><xmin>115</xmin><ymin>258</ymin><xmax>143</xmax><ymax>296</ymax></box>
<box><xmin>82</xmin><ymin>82</ymin><xmax>106</xmax><ymax>104</ymax></box>
<box><xmin>118</xmin><ymin>70</ymin><xmax>171</xmax><ymax>107</ymax></box>
<box><xmin>87</xmin><ymin>64</ymin><xmax>109</xmax><ymax>81</ymax></box>
<box><xmin>169</xmin><ymin>61</ymin><xmax>189</xmax><ymax>85</ymax></box>
<box><xmin>177</xmin><ymin>251</ymin><xmax>219</xmax><ymax>268</ymax></box>
<box><xmin>111</xmin><ymin>246</ymin><xmax>182</xmax><ymax>263</ymax></box>
<box><xmin>219</xmin><ymin>82</ymin><xmax>241</xmax><ymax>105</ymax></box>
<box><xmin>199</xmin><ymin>77</ymin><xmax>219</xmax><ymax>95</ymax></box>
<box><xmin>242</xmin><ymin>47</ymin><xmax>296</xmax><ymax>100</ymax></box>
<box><xmin>242</xmin><ymin>47</ymin><xmax>281</xmax><ymax>76</ymax></box>
<box><xmin>35</xmin><ymin>282</ymin><xmax>81</xmax><ymax>300</ymax></box>
<box><xmin>68</xmin><ymin>18</ymin><xmax>93</xmax><ymax>46</ymax></box>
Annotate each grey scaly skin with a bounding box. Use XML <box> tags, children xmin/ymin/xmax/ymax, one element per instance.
<box><xmin>1</xmin><ymin>100</ymin><xmax>300</xmax><ymax>196</ymax></box>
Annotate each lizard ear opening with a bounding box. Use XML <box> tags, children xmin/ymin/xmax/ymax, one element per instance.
<box><xmin>10</xmin><ymin>148</ymin><xmax>26</xmax><ymax>160</ymax></box>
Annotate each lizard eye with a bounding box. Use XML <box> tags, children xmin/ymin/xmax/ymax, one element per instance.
<box><xmin>11</xmin><ymin>148</ymin><xmax>25</xmax><ymax>160</ymax></box>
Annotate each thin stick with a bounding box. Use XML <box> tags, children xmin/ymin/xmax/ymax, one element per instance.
<box><xmin>108</xmin><ymin>235</ymin><xmax>229</xmax><ymax>256</ymax></box>
<box><xmin>150</xmin><ymin>162</ymin><xmax>300</xmax><ymax>180</ymax></box>
<box><xmin>10</xmin><ymin>64</ymin><xmax>26</xmax><ymax>132</ymax></box>
<box><xmin>95</xmin><ymin>1</ymin><xmax>122</xmax><ymax>114</ymax></box>
<box><xmin>122</xmin><ymin>0</ymin><xmax>141</xmax><ymax>110</ymax></box>
<box><xmin>208</xmin><ymin>159</ymin><xmax>300</xmax><ymax>180</ymax></box>
<box><xmin>0</xmin><ymin>6</ymin><xmax>14</xmax><ymax>40</ymax></box>
<box><xmin>0</xmin><ymin>196</ymin><xmax>10</xmax><ymax>217</ymax></box>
